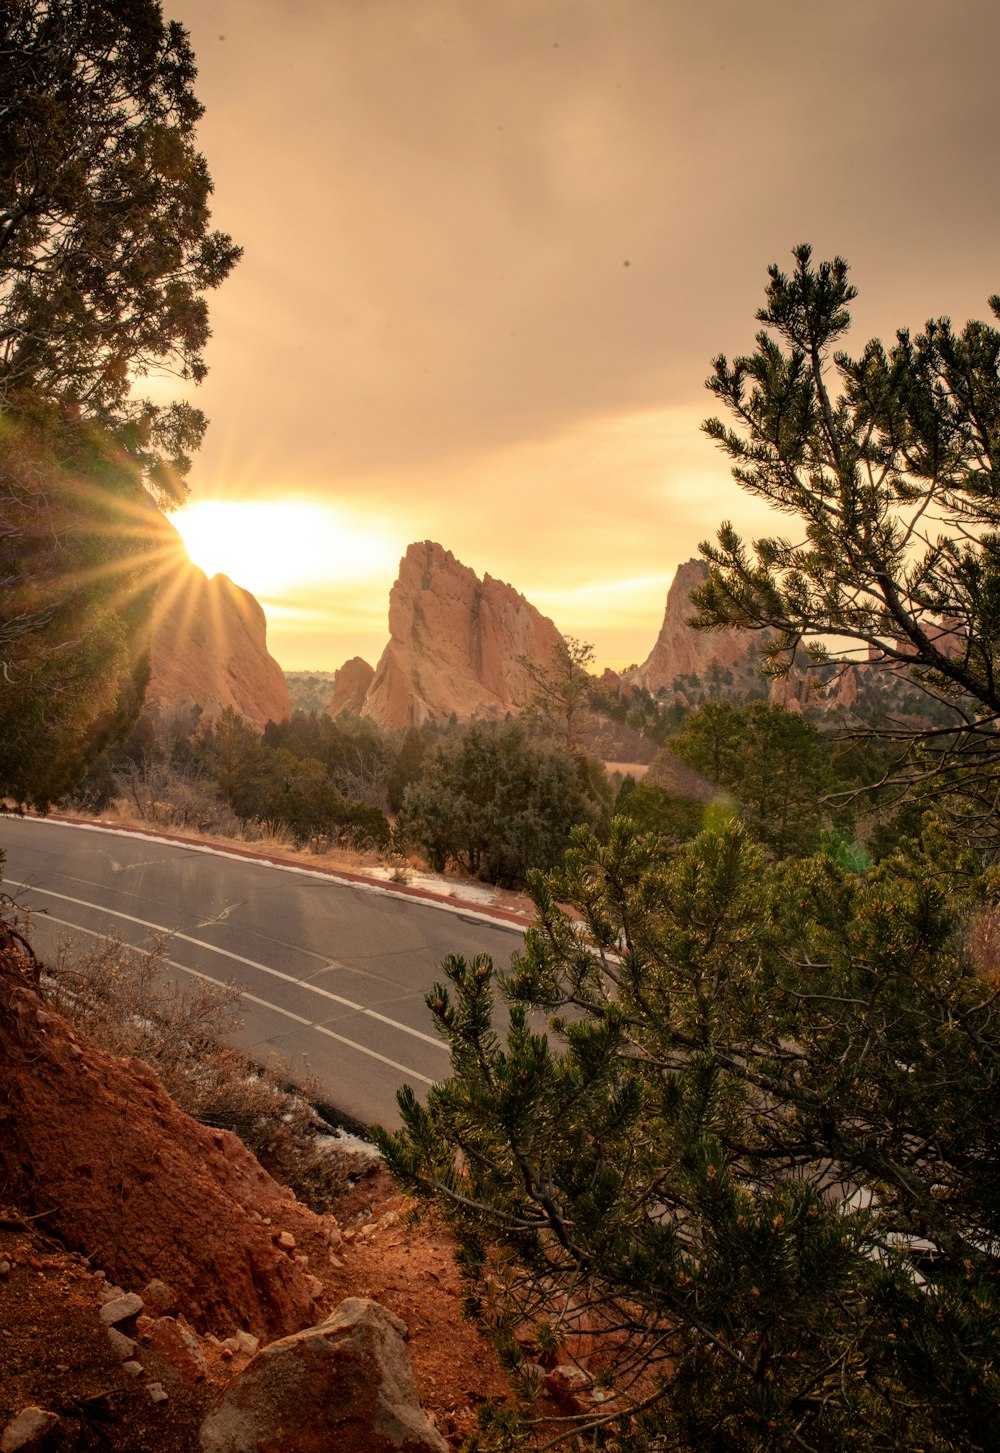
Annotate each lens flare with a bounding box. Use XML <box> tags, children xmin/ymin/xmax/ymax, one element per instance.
<box><xmin>172</xmin><ymin>499</ymin><xmax>397</xmax><ymax>597</ymax></box>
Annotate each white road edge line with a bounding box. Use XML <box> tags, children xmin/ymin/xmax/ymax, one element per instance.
<box><xmin>34</xmin><ymin>913</ymin><xmax>437</xmax><ymax>1087</ymax></box>
<box><xmin>6</xmin><ymin>879</ymin><xmax>446</xmax><ymax>1053</ymax></box>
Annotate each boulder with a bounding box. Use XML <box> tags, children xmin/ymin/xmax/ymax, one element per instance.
<box><xmin>200</xmin><ymin>1297</ymin><xmax>447</xmax><ymax>1453</ymax></box>
<box><xmin>140</xmin><ymin>1278</ymin><xmax>179</xmax><ymax>1317</ymax></box>
<box><xmin>99</xmin><ymin>1292</ymin><xmax>144</xmax><ymax>1327</ymax></box>
<box><xmin>0</xmin><ymin>1408</ymin><xmax>60</xmax><ymax>1452</ymax></box>
<box><xmin>361</xmin><ymin>542</ymin><xmax>563</xmax><ymax>728</ymax></box>
<box><xmin>148</xmin><ymin>1316</ymin><xmax>210</xmax><ymax>1380</ymax></box>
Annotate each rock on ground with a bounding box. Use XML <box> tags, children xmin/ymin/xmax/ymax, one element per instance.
<box><xmin>200</xmin><ymin>1296</ymin><xmax>447</xmax><ymax>1453</ymax></box>
<box><xmin>0</xmin><ymin>1406</ymin><xmax>60</xmax><ymax>1452</ymax></box>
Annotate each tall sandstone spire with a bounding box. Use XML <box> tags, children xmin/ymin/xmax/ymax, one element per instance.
<box><xmin>359</xmin><ymin>542</ymin><xmax>563</xmax><ymax>729</ymax></box>
<box><xmin>145</xmin><ymin>513</ymin><xmax>291</xmax><ymax>730</ymax></box>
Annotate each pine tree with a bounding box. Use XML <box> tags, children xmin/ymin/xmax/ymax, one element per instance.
<box><xmin>375</xmin><ymin>819</ymin><xmax>1000</xmax><ymax>1450</ymax></box>
<box><xmin>695</xmin><ymin>246</ymin><xmax>1000</xmax><ymax>832</ymax></box>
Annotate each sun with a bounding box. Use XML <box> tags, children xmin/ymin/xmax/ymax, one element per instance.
<box><xmin>172</xmin><ymin>498</ymin><xmax>396</xmax><ymax>597</ymax></box>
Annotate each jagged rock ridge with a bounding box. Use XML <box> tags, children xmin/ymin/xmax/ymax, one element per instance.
<box><xmin>146</xmin><ymin>514</ymin><xmax>291</xmax><ymax>730</ymax></box>
<box><xmin>358</xmin><ymin>542</ymin><xmax>564</xmax><ymax>729</ymax></box>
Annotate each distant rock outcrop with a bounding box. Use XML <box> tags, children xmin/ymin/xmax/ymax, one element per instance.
<box><xmin>360</xmin><ymin>542</ymin><xmax>564</xmax><ymax>729</ymax></box>
<box><xmin>146</xmin><ymin>516</ymin><xmax>291</xmax><ymax>730</ymax></box>
<box><xmin>329</xmin><ymin>657</ymin><xmax>375</xmax><ymax>718</ymax></box>
<box><xmin>624</xmin><ymin>559</ymin><xmax>763</xmax><ymax>696</ymax></box>
<box><xmin>769</xmin><ymin>662</ymin><xmax>860</xmax><ymax>715</ymax></box>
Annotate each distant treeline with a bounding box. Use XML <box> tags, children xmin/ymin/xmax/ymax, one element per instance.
<box><xmin>69</xmin><ymin>689</ymin><xmax>921</xmax><ymax>889</ymax></box>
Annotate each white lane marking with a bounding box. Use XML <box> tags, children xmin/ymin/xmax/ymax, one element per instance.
<box><xmin>6</xmin><ymin>880</ymin><xmax>445</xmax><ymax>1053</ymax></box>
<box><xmin>34</xmin><ymin>913</ymin><xmax>436</xmax><ymax>1086</ymax></box>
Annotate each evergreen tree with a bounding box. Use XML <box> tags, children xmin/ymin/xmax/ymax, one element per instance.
<box><xmin>0</xmin><ymin>1</ymin><xmax>238</xmax><ymax>805</ymax></box>
<box><xmin>398</xmin><ymin>721</ymin><xmax>604</xmax><ymax>886</ymax></box>
<box><xmin>388</xmin><ymin>726</ymin><xmax>426</xmax><ymax>813</ymax></box>
<box><xmin>518</xmin><ymin>636</ymin><xmax>596</xmax><ymax>749</ymax></box>
<box><xmin>672</xmin><ymin>700</ymin><xmax>836</xmax><ymax>857</ymax></box>
<box><xmin>0</xmin><ymin>0</ymin><xmax>240</xmax><ymax>495</ymax></box>
<box><xmin>376</xmin><ymin>820</ymin><xmax>1000</xmax><ymax>1450</ymax></box>
<box><xmin>695</xmin><ymin>246</ymin><xmax>1000</xmax><ymax>833</ymax></box>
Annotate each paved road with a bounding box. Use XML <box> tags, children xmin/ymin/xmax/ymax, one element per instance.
<box><xmin>0</xmin><ymin>816</ymin><xmax>524</xmax><ymax>1130</ymax></box>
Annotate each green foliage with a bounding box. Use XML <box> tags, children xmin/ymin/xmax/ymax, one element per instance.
<box><xmin>615</xmin><ymin>777</ymin><xmax>704</xmax><ymax>843</ymax></box>
<box><xmin>263</xmin><ymin>710</ymin><xmax>394</xmax><ymax>810</ymax></box>
<box><xmin>696</xmin><ymin>245</ymin><xmax>1000</xmax><ymax>840</ymax></box>
<box><xmin>199</xmin><ymin>709</ymin><xmax>391</xmax><ymax>850</ymax></box>
<box><xmin>282</xmin><ymin>670</ymin><xmax>337</xmax><ymax>715</ymax></box>
<box><xmin>387</xmin><ymin>726</ymin><xmax>426</xmax><ymax>813</ymax></box>
<box><xmin>375</xmin><ymin>820</ymin><xmax>1000</xmax><ymax>1449</ymax></box>
<box><xmin>0</xmin><ymin>2</ymin><xmax>238</xmax><ymax>805</ymax></box>
<box><xmin>0</xmin><ymin>411</ymin><xmax>161</xmax><ymax>807</ymax></box>
<box><xmin>518</xmin><ymin>636</ymin><xmax>596</xmax><ymax>749</ymax></box>
<box><xmin>672</xmin><ymin>700</ymin><xmax>837</xmax><ymax>856</ymax></box>
<box><xmin>397</xmin><ymin>721</ymin><xmax>605</xmax><ymax>886</ymax></box>
<box><xmin>0</xmin><ymin>0</ymin><xmax>240</xmax><ymax>497</ymax></box>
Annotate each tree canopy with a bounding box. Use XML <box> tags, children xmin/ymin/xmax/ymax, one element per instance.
<box><xmin>0</xmin><ymin>1</ymin><xmax>238</xmax><ymax>806</ymax></box>
<box><xmin>398</xmin><ymin>721</ymin><xmax>606</xmax><ymax>887</ymax></box>
<box><xmin>374</xmin><ymin>254</ymin><xmax>1000</xmax><ymax>1451</ymax></box>
<box><xmin>0</xmin><ymin>0</ymin><xmax>240</xmax><ymax>498</ymax></box>
<box><xmin>376</xmin><ymin>820</ymin><xmax>1000</xmax><ymax>1451</ymax></box>
<box><xmin>672</xmin><ymin>699</ymin><xmax>836</xmax><ymax>857</ymax></box>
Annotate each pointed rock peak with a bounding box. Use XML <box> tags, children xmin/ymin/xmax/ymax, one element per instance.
<box><xmin>145</xmin><ymin>510</ymin><xmax>291</xmax><ymax>730</ymax></box>
<box><xmin>626</xmin><ymin>558</ymin><xmax>759</xmax><ymax>696</ymax></box>
<box><xmin>360</xmin><ymin>543</ymin><xmax>563</xmax><ymax>729</ymax></box>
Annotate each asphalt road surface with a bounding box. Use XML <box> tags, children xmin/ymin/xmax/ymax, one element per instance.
<box><xmin>1</xmin><ymin>816</ymin><xmax>524</xmax><ymax>1130</ymax></box>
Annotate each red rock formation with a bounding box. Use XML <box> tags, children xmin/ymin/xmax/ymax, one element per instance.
<box><xmin>329</xmin><ymin>657</ymin><xmax>375</xmax><ymax>718</ymax></box>
<box><xmin>0</xmin><ymin>932</ymin><xmax>322</xmax><ymax>1338</ymax></box>
<box><xmin>769</xmin><ymin>662</ymin><xmax>860</xmax><ymax>715</ymax></box>
<box><xmin>625</xmin><ymin>559</ymin><xmax>761</xmax><ymax>694</ymax></box>
<box><xmin>146</xmin><ymin>515</ymin><xmax>291</xmax><ymax>730</ymax></box>
<box><xmin>361</xmin><ymin>542</ymin><xmax>564</xmax><ymax>729</ymax></box>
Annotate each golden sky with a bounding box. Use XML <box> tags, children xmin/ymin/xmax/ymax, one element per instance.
<box><xmin>166</xmin><ymin>0</ymin><xmax>1000</xmax><ymax>674</ymax></box>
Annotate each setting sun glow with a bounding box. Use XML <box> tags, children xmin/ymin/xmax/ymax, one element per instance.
<box><xmin>172</xmin><ymin>499</ymin><xmax>397</xmax><ymax>598</ymax></box>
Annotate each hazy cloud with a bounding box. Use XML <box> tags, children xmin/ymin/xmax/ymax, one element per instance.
<box><xmin>167</xmin><ymin>0</ymin><xmax>1000</xmax><ymax>668</ymax></box>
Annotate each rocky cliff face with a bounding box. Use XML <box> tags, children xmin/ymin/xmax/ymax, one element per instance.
<box><xmin>769</xmin><ymin>663</ymin><xmax>860</xmax><ymax>715</ymax></box>
<box><xmin>624</xmin><ymin>558</ymin><xmax>765</xmax><ymax>696</ymax></box>
<box><xmin>360</xmin><ymin>542</ymin><xmax>564</xmax><ymax>729</ymax></box>
<box><xmin>0</xmin><ymin>918</ymin><xmax>512</xmax><ymax>1450</ymax></box>
<box><xmin>146</xmin><ymin>516</ymin><xmax>291</xmax><ymax>730</ymax></box>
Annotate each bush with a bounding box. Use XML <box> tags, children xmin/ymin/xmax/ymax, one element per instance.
<box><xmin>398</xmin><ymin>721</ymin><xmax>604</xmax><ymax>887</ymax></box>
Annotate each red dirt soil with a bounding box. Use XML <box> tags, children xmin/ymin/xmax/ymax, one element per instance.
<box><xmin>0</xmin><ymin>923</ymin><xmax>514</xmax><ymax>1450</ymax></box>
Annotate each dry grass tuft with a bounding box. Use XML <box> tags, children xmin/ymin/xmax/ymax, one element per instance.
<box><xmin>44</xmin><ymin>931</ymin><xmax>377</xmax><ymax>1211</ymax></box>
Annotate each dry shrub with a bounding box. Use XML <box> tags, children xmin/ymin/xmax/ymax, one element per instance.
<box><xmin>236</xmin><ymin>817</ymin><xmax>295</xmax><ymax>849</ymax></box>
<box><xmin>45</xmin><ymin>932</ymin><xmax>377</xmax><ymax>1211</ymax></box>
